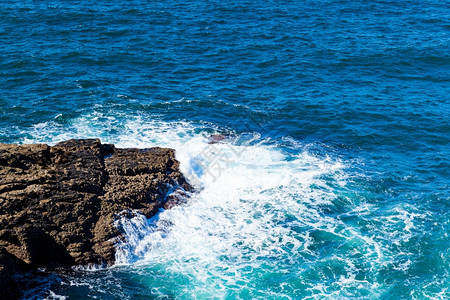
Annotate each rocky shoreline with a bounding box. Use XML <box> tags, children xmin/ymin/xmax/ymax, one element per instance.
<box><xmin>0</xmin><ymin>139</ymin><xmax>192</xmax><ymax>299</ymax></box>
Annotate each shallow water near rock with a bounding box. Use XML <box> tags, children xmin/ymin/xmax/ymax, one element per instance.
<box><xmin>1</xmin><ymin>0</ymin><xmax>449</xmax><ymax>299</ymax></box>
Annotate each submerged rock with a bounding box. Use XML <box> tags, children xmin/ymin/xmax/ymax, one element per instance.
<box><xmin>0</xmin><ymin>139</ymin><xmax>192</xmax><ymax>297</ymax></box>
<box><xmin>207</xmin><ymin>134</ymin><xmax>227</xmax><ymax>144</ymax></box>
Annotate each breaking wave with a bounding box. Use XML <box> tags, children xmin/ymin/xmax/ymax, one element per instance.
<box><xmin>19</xmin><ymin>112</ymin><xmax>438</xmax><ymax>299</ymax></box>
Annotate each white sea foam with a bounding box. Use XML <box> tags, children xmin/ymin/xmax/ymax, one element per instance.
<box><xmin>21</xmin><ymin>112</ymin><xmax>417</xmax><ymax>298</ymax></box>
<box><xmin>44</xmin><ymin>290</ymin><xmax>67</xmax><ymax>300</ymax></box>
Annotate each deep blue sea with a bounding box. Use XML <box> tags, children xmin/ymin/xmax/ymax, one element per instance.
<box><xmin>1</xmin><ymin>0</ymin><xmax>449</xmax><ymax>299</ymax></box>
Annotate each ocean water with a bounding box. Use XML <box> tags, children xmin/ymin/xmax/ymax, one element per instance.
<box><xmin>1</xmin><ymin>0</ymin><xmax>449</xmax><ymax>299</ymax></box>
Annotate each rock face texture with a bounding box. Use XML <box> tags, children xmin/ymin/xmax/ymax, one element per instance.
<box><xmin>0</xmin><ymin>139</ymin><xmax>191</xmax><ymax>299</ymax></box>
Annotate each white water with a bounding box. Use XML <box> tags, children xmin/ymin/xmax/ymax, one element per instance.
<box><xmin>22</xmin><ymin>113</ymin><xmax>402</xmax><ymax>298</ymax></box>
<box><xmin>113</xmin><ymin>137</ymin><xmax>346</xmax><ymax>264</ymax></box>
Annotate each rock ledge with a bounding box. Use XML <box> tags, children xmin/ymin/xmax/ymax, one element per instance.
<box><xmin>0</xmin><ymin>139</ymin><xmax>191</xmax><ymax>299</ymax></box>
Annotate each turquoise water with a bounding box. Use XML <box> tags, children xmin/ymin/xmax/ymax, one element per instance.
<box><xmin>1</xmin><ymin>0</ymin><xmax>449</xmax><ymax>299</ymax></box>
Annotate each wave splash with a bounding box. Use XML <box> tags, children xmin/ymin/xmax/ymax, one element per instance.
<box><xmin>50</xmin><ymin>115</ymin><xmax>380</xmax><ymax>298</ymax></box>
<box><xmin>20</xmin><ymin>113</ymin><xmax>424</xmax><ymax>298</ymax></box>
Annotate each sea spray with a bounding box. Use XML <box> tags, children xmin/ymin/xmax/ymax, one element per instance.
<box><xmin>70</xmin><ymin>116</ymin><xmax>379</xmax><ymax>297</ymax></box>
<box><xmin>16</xmin><ymin>115</ymin><xmax>440</xmax><ymax>298</ymax></box>
<box><xmin>114</xmin><ymin>211</ymin><xmax>153</xmax><ymax>265</ymax></box>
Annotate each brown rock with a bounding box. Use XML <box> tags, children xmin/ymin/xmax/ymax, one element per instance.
<box><xmin>0</xmin><ymin>139</ymin><xmax>192</xmax><ymax>298</ymax></box>
<box><xmin>207</xmin><ymin>134</ymin><xmax>227</xmax><ymax>144</ymax></box>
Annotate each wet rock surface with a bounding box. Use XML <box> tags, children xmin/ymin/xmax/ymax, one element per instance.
<box><xmin>0</xmin><ymin>139</ymin><xmax>191</xmax><ymax>298</ymax></box>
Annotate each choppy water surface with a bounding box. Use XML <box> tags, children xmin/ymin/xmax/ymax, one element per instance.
<box><xmin>1</xmin><ymin>0</ymin><xmax>449</xmax><ymax>299</ymax></box>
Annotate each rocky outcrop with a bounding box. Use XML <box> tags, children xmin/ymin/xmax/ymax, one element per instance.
<box><xmin>0</xmin><ymin>139</ymin><xmax>191</xmax><ymax>298</ymax></box>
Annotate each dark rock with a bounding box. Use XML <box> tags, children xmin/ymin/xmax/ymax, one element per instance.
<box><xmin>0</xmin><ymin>139</ymin><xmax>192</xmax><ymax>298</ymax></box>
<box><xmin>163</xmin><ymin>188</ymin><xmax>189</xmax><ymax>210</ymax></box>
<box><xmin>0</xmin><ymin>248</ymin><xmax>26</xmax><ymax>300</ymax></box>
<box><xmin>207</xmin><ymin>134</ymin><xmax>227</xmax><ymax>144</ymax></box>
